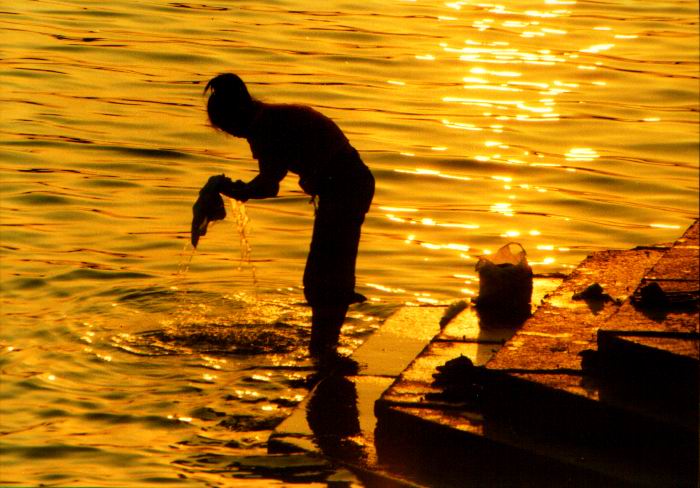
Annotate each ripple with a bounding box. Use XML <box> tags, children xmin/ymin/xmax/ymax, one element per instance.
<box><xmin>1</xmin><ymin>443</ymin><xmax>103</xmax><ymax>460</ymax></box>
<box><xmin>52</xmin><ymin>268</ymin><xmax>152</xmax><ymax>282</ymax></box>
<box><xmin>113</xmin><ymin>322</ymin><xmax>305</xmax><ymax>356</ymax></box>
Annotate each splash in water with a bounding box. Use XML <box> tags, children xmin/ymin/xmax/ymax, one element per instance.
<box><xmin>122</xmin><ymin>198</ymin><xmax>275</xmax><ymax>359</ymax></box>
<box><xmin>176</xmin><ymin>197</ymin><xmax>256</xmax><ymax>287</ymax></box>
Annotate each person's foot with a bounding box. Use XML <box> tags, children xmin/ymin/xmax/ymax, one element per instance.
<box><xmin>350</xmin><ymin>292</ymin><xmax>367</xmax><ymax>304</ymax></box>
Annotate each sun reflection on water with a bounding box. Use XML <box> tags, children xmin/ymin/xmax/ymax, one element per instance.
<box><xmin>375</xmin><ymin>0</ymin><xmax>672</xmax><ymax>292</ymax></box>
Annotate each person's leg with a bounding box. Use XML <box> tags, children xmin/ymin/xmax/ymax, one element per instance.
<box><xmin>305</xmin><ymin>219</ymin><xmax>360</xmax><ymax>358</ymax></box>
<box><xmin>304</xmin><ymin>162</ymin><xmax>374</xmax><ymax>360</ymax></box>
<box><xmin>309</xmin><ymin>303</ymin><xmax>349</xmax><ymax>358</ymax></box>
<box><xmin>304</xmin><ymin>207</ymin><xmax>363</xmax><ymax>360</ymax></box>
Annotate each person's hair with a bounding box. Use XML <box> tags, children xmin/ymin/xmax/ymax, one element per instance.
<box><xmin>204</xmin><ymin>73</ymin><xmax>255</xmax><ymax>134</ymax></box>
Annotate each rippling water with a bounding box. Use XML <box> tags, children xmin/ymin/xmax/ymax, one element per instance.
<box><xmin>1</xmin><ymin>0</ymin><xmax>698</xmax><ymax>485</ymax></box>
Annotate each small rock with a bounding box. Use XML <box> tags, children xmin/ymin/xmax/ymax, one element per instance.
<box><xmin>637</xmin><ymin>281</ymin><xmax>669</xmax><ymax>309</ymax></box>
<box><xmin>573</xmin><ymin>283</ymin><xmax>615</xmax><ymax>303</ymax></box>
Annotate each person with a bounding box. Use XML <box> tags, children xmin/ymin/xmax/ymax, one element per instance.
<box><xmin>195</xmin><ymin>73</ymin><xmax>374</xmax><ymax>368</ymax></box>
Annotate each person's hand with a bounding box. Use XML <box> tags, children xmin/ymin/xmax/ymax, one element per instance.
<box><xmin>200</xmin><ymin>174</ymin><xmax>229</xmax><ymax>196</ymax></box>
<box><xmin>200</xmin><ymin>174</ymin><xmax>248</xmax><ymax>201</ymax></box>
<box><xmin>225</xmin><ymin>179</ymin><xmax>248</xmax><ymax>202</ymax></box>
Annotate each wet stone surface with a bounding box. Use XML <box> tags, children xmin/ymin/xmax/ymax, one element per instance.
<box><xmin>381</xmin><ymin>341</ymin><xmax>494</xmax><ymax>407</ymax></box>
<box><xmin>604</xmin><ymin>302</ymin><xmax>699</xmax><ymax>334</ymax></box>
<box><xmin>351</xmin><ymin>306</ymin><xmax>444</xmax><ymax>377</ymax></box>
<box><xmin>619</xmin><ymin>335</ymin><xmax>699</xmax><ymax>358</ymax></box>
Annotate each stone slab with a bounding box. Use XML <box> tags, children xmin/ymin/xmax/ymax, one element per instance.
<box><xmin>644</xmin><ymin>220</ymin><xmax>698</xmax><ymax>283</ymax></box>
<box><xmin>646</xmin><ymin>248</ymin><xmax>699</xmax><ymax>282</ymax></box>
<box><xmin>380</xmin><ymin>340</ymin><xmax>496</xmax><ymax>406</ymax></box>
<box><xmin>603</xmin><ymin>301</ymin><xmax>699</xmax><ymax>334</ymax></box>
<box><xmin>351</xmin><ymin>306</ymin><xmax>444</xmax><ymax>377</ymax></box>
<box><xmin>487</xmin><ymin>249</ymin><xmax>664</xmax><ymax>374</ymax></box>
<box><xmin>679</xmin><ymin>219</ymin><xmax>699</xmax><ymax>243</ymax></box>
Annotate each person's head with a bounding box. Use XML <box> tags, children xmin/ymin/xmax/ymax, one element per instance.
<box><xmin>204</xmin><ymin>73</ymin><xmax>256</xmax><ymax>137</ymax></box>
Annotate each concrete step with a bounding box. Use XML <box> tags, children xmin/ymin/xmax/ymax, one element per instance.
<box><xmin>374</xmin><ymin>220</ymin><xmax>699</xmax><ymax>487</ymax></box>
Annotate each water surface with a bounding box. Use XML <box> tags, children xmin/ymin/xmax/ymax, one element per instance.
<box><xmin>1</xmin><ymin>0</ymin><xmax>698</xmax><ymax>485</ymax></box>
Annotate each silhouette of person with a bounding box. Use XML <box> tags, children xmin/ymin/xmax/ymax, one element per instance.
<box><xmin>198</xmin><ymin>73</ymin><xmax>374</xmax><ymax>367</ymax></box>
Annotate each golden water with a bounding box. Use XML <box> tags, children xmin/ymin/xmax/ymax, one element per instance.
<box><xmin>1</xmin><ymin>0</ymin><xmax>698</xmax><ymax>485</ymax></box>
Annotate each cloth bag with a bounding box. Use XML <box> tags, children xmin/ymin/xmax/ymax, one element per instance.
<box><xmin>475</xmin><ymin>242</ymin><xmax>533</xmax><ymax>324</ymax></box>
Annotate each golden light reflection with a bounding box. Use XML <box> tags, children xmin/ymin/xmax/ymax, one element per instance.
<box><xmin>581</xmin><ymin>43</ymin><xmax>615</xmax><ymax>54</ymax></box>
<box><xmin>429</xmin><ymin>0</ymin><xmax>633</xmax><ymax>185</ymax></box>
<box><xmin>442</xmin><ymin>119</ymin><xmax>481</xmax><ymax>131</ymax></box>
<box><xmin>394</xmin><ymin>168</ymin><xmax>472</xmax><ymax>182</ymax></box>
<box><xmin>366</xmin><ymin>283</ymin><xmax>406</xmax><ymax>294</ymax></box>
<box><xmin>378</xmin><ymin>206</ymin><xmax>418</xmax><ymax>213</ymax></box>
<box><xmin>490</xmin><ymin>202</ymin><xmax>514</xmax><ymax>216</ymax></box>
<box><xmin>650</xmin><ymin>223</ymin><xmax>682</xmax><ymax>230</ymax></box>
<box><xmin>454</xmin><ymin>273</ymin><xmax>478</xmax><ymax>282</ymax></box>
<box><xmin>411</xmin><ymin>295</ymin><xmax>441</xmax><ymax>306</ymax></box>
<box><xmin>424</xmin><ymin>242</ymin><xmax>470</xmax><ymax>252</ymax></box>
<box><xmin>471</xmin><ymin>67</ymin><xmax>520</xmax><ymax>77</ymax></box>
<box><xmin>445</xmin><ymin>1</ymin><xmax>466</xmax><ymax>10</ymax></box>
<box><xmin>384</xmin><ymin>211</ymin><xmax>479</xmax><ymax>230</ymax></box>
<box><xmin>565</xmin><ymin>147</ymin><xmax>599</xmax><ymax>162</ymax></box>
<box><xmin>491</xmin><ymin>175</ymin><xmax>512</xmax><ymax>182</ymax></box>
<box><xmin>451</xmin><ymin>45</ymin><xmax>566</xmax><ymax>65</ymax></box>
<box><xmin>166</xmin><ymin>415</ymin><xmax>193</xmax><ymax>423</ymax></box>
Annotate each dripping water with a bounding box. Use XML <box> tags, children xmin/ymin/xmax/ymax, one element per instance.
<box><xmin>177</xmin><ymin>241</ymin><xmax>196</xmax><ymax>277</ymax></box>
<box><xmin>231</xmin><ymin>198</ymin><xmax>258</xmax><ymax>297</ymax></box>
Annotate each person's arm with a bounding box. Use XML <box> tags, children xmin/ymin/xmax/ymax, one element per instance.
<box><xmin>209</xmin><ymin>158</ymin><xmax>287</xmax><ymax>202</ymax></box>
<box><xmin>239</xmin><ymin>170</ymin><xmax>284</xmax><ymax>200</ymax></box>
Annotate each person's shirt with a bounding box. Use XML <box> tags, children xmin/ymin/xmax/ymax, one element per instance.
<box><xmin>246</xmin><ymin>103</ymin><xmax>359</xmax><ymax>195</ymax></box>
